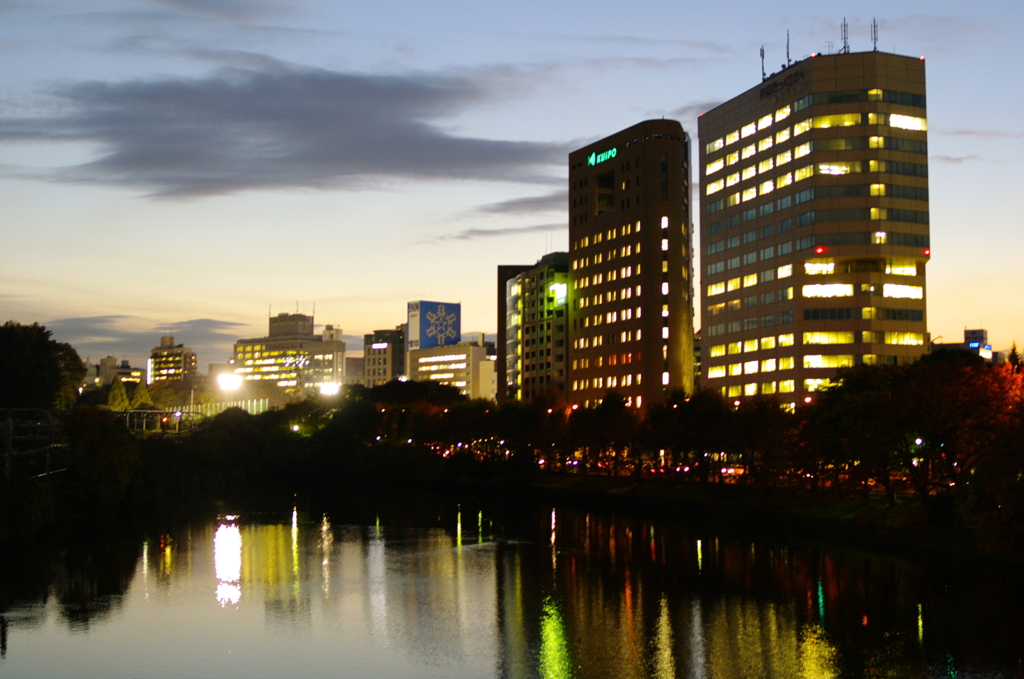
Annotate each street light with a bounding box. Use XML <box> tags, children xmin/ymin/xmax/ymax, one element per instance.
<box><xmin>217</xmin><ymin>373</ymin><xmax>243</xmax><ymax>392</ymax></box>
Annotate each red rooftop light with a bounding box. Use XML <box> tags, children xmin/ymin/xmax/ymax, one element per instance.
<box><xmin>814</xmin><ymin>246</ymin><xmax>827</xmax><ymax>254</ymax></box>
<box><xmin>923</xmin><ymin>248</ymin><xmax>931</xmax><ymax>256</ymax></box>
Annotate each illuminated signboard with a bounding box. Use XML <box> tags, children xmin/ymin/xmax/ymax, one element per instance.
<box><xmin>549</xmin><ymin>282</ymin><xmax>567</xmax><ymax>306</ymax></box>
<box><xmin>587</xmin><ymin>147</ymin><xmax>617</xmax><ymax>166</ymax></box>
<box><xmin>408</xmin><ymin>301</ymin><xmax>462</xmax><ymax>351</ymax></box>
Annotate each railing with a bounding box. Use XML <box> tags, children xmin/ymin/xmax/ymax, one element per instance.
<box><xmin>1</xmin><ymin>408</ymin><xmax>63</xmax><ymax>479</ymax></box>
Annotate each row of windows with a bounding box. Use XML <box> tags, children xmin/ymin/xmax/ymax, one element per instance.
<box><xmin>704</xmin><ymin>89</ymin><xmax>925</xmax><ymax>155</ymax></box>
<box><xmin>802</xmin><ymin>306</ymin><xmax>924</xmax><ymax>322</ymax></box>
<box><xmin>706</xmin><ymin>312</ymin><xmax>795</xmax><ymax>336</ymax></box>
<box><xmin>704</xmin><ymin>113</ymin><xmax>928</xmax><ymax>188</ymax></box>
<box><xmin>571</xmin><ymin>221</ymin><xmax>641</xmax><ymax>251</ymax></box>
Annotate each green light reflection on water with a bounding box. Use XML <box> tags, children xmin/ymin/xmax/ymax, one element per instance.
<box><xmin>539</xmin><ymin>596</ymin><xmax>574</xmax><ymax>679</ymax></box>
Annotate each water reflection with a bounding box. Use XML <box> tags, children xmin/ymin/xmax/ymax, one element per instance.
<box><xmin>0</xmin><ymin>500</ymin><xmax>1021</xmax><ymax>678</ymax></box>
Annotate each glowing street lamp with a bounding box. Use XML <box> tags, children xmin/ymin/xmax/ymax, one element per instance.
<box><xmin>319</xmin><ymin>382</ymin><xmax>340</xmax><ymax>397</ymax></box>
<box><xmin>217</xmin><ymin>373</ymin><xmax>243</xmax><ymax>392</ymax></box>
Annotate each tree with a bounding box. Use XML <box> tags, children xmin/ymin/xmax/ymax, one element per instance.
<box><xmin>107</xmin><ymin>378</ymin><xmax>130</xmax><ymax>411</ymax></box>
<box><xmin>130</xmin><ymin>381</ymin><xmax>155</xmax><ymax>410</ymax></box>
<box><xmin>0</xmin><ymin>321</ymin><xmax>86</xmax><ymax>409</ymax></box>
<box><xmin>1009</xmin><ymin>342</ymin><xmax>1021</xmax><ymax>373</ymax></box>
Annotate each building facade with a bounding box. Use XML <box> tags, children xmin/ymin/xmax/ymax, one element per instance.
<box><xmin>231</xmin><ymin>314</ymin><xmax>346</xmax><ymax>394</ymax></box>
<box><xmin>409</xmin><ymin>341</ymin><xmax>497</xmax><ymax>401</ymax></box>
<box><xmin>699</xmin><ymin>51</ymin><xmax>930</xmax><ymax>406</ymax></box>
<box><xmin>148</xmin><ymin>336</ymin><xmax>197</xmax><ymax>383</ymax></box>
<box><xmin>568</xmin><ymin>119</ymin><xmax>696</xmax><ymax>409</ymax></box>
<box><xmin>363</xmin><ymin>326</ymin><xmax>405</xmax><ymax>387</ymax></box>
<box><xmin>503</xmin><ymin>252</ymin><xmax>570</xmax><ymax>402</ymax></box>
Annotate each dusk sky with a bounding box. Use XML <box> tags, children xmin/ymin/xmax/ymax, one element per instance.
<box><xmin>2</xmin><ymin>0</ymin><xmax>1022</xmax><ymax>369</ymax></box>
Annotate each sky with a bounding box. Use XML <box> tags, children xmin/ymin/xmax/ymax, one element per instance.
<box><xmin>1</xmin><ymin>0</ymin><xmax>1022</xmax><ymax>369</ymax></box>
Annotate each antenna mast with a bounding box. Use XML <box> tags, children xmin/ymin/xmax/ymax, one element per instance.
<box><xmin>840</xmin><ymin>17</ymin><xmax>850</xmax><ymax>54</ymax></box>
<box><xmin>871</xmin><ymin>18</ymin><xmax>878</xmax><ymax>51</ymax></box>
<box><xmin>786</xmin><ymin>30</ymin><xmax>791</xmax><ymax>66</ymax></box>
<box><xmin>760</xmin><ymin>45</ymin><xmax>766</xmax><ymax>81</ymax></box>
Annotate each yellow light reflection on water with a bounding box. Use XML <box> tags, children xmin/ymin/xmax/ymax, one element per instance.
<box><xmin>215</xmin><ymin>523</ymin><xmax>242</xmax><ymax>606</ymax></box>
<box><xmin>539</xmin><ymin>597</ymin><xmax>574</xmax><ymax>679</ymax></box>
<box><xmin>653</xmin><ymin>595</ymin><xmax>676</xmax><ymax>679</ymax></box>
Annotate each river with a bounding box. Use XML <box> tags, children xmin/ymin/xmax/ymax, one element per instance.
<box><xmin>0</xmin><ymin>495</ymin><xmax>1021</xmax><ymax>678</ymax></box>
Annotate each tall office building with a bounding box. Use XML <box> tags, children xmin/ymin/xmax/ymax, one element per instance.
<box><xmin>503</xmin><ymin>252</ymin><xmax>569</xmax><ymax>402</ymax></box>
<box><xmin>363</xmin><ymin>326</ymin><xmax>405</xmax><ymax>387</ymax></box>
<box><xmin>568</xmin><ymin>119</ymin><xmax>695</xmax><ymax>409</ymax></box>
<box><xmin>231</xmin><ymin>313</ymin><xmax>346</xmax><ymax>393</ymax></box>
<box><xmin>698</xmin><ymin>51</ymin><xmax>930</xmax><ymax>406</ymax></box>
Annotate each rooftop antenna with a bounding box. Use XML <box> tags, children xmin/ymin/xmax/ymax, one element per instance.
<box><xmin>871</xmin><ymin>18</ymin><xmax>878</xmax><ymax>51</ymax></box>
<box><xmin>760</xmin><ymin>45</ymin><xmax>766</xmax><ymax>81</ymax></box>
<box><xmin>786</xmin><ymin>30</ymin><xmax>791</xmax><ymax>66</ymax></box>
<box><xmin>840</xmin><ymin>17</ymin><xmax>850</xmax><ymax>54</ymax></box>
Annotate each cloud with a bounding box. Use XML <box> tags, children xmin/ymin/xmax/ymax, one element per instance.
<box><xmin>147</xmin><ymin>0</ymin><xmax>284</xmax><ymax>22</ymax></box>
<box><xmin>433</xmin><ymin>222</ymin><xmax>564</xmax><ymax>242</ymax></box>
<box><xmin>477</xmin><ymin>190</ymin><xmax>566</xmax><ymax>215</ymax></box>
<box><xmin>932</xmin><ymin>154</ymin><xmax>984</xmax><ymax>164</ymax></box>
<box><xmin>0</xmin><ymin>57</ymin><xmax>567</xmax><ymax>197</ymax></box>
<box><xmin>939</xmin><ymin>129</ymin><xmax>1023</xmax><ymax>140</ymax></box>
<box><xmin>44</xmin><ymin>316</ymin><xmax>250</xmax><ymax>367</ymax></box>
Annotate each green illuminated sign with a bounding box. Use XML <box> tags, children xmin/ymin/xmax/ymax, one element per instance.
<box><xmin>587</xmin><ymin>147</ymin><xmax>617</xmax><ymax>166</ymax></box>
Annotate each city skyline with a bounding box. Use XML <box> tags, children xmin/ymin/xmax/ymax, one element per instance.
<box><xmin>2</xmin><ymin>0</ymin><xmax>1022</xmax><ymax>369</ymax></box>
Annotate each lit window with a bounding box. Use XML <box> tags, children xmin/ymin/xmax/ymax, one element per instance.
<box><xmin>708</xmin><ymin>282</ymin><xmax>725</xmax><ymax>296</ymax></box>
<box><xmin>727</xmin><ymin>385</ymin><xmax>741</xmax><ymax>397</ymax></box>
<box><xmin>804</xmin><ymin>378</ymin><xmax>834</xmax><ymax>391</ymax></box>
<box><xmin>661</xmin><ymin>239</ymin><xmax>669</xmax><ymax>251</ymax></box>
<box><xmin>818</xmin><ymin>162</ymin><xmax>860</xmax><ymax>175</ymax></box>
<box><xmin>758</xmin><ymin>114</ymin><xmax>773</xmax><ymax>130</ymax></box>
<box><xmin>709</xmin><ymin>344</ymin><xmax>726</xmax><ymax>357</ymax></box>
<box><xmin>742</xmin><ymin>166</ymin><xmax>757</xmax><ymax>180</ymax></box>
<box><xmin>889</xmin><ymin>114</ymin><xmax>927</xmax><ymax>131</ymax></box>
<box><xmin>885</xmin><ymin>332</ymin><xmax>925</xmax><ymax>346</ymax></box>
<box><xmin>761</xmin><ymin>336</ymin><xmax>776</xmax><ymax>349</ymax></box>
<box><xmin>741</xmin><ymin>123</ymin><xmax>756</xmax><ymax>138</ymax></box>
<box><xmin>775</xmin><ymin>105</ymin><xmax>791</xmax><ymax>121</ymax></box>
<box><xmin>762</xmin><ymin>381</ymin><xmax>777</xmax><ymax>394</ymax></box>
<box><xmin>883</xmin><ymin>284</ymin><xmax>923</xmax><ymax>299</ymax></box>
<box><xmin>743</xmin><ymin>274</ymin><xmax>758</xmax><ymax>287</ymax></box>
<box><xmin>794</xmin><ymin>119</ymin><xmax>811</xmax><ymax>135</ymax></box>
<box><xmin>726</xmin><ymin>130</ymin><xmax>740</xmax><ymax>145</ymax></box>
<box><xmin>761</xmin><ymin>359</ymin><xmax>777</xmax><ymax>372</ymax></box>
<box><xmin>758</xmin><ymin>158</ymin><xmax>774</xmax><ymax>173</ymax></box>
<box><xmin>869</xmin><ymin>136</ymin><xmax>884</xmax><ymax>149</ymax></box>
<box><xmin>803</xmin><ymin>284</ymin><xmax>854</xmax><ymax>298</ymax></box>
<box><xmin>728</xmin><ymin>363</ymin><xmax>742</xmax><ymax>376</ymax></box>
<box><xmin>777</xmin><ymin>172</ymin><xmax>793</xmax><ymax>187</ymax></box>
<box><xmin>813</xmin><ymin>113</ymin><xmax>861</xmax><ymax>128</ymax></box>
<box><xmin>742</xmin><ymin>188</ymin><xmax>757</xmax><ymax>202</ymax></box>
<box><xmin>727</xmin><ymin>277</ymin><xmax>741</xmax><ymax>291</ymax></box>
<box><xmin>661</xmin><ymin>216</ymin><xmax>669</xmax><ymax>229</ymax></box>
<box><xmin>870</xmin><ymin>183</ymin><xmax>886</xmax><ymax>196</ymax></box>
<box><xmin>886</xmin><ymin>259</ymin><xmax>917</xmax><ymax>276</ymax></box>
<box><xmin>872</xmin><ymin>229</ymin><xmax>888</xmax><ymax>243</ymax></box>
<box><xmin>794</xmin><ymin>165</ymin><xmax>814</xmax><ymax>181</ymax></box>
<box><xmin>728</xmin><ymin>192</ymin><xmax>740</xmax><ymax>206</ymax></box>
<box><xmin>727</xmin><ymin>342</ymin><xmax>741</xmax><ymax>355</ymax></box>
<box><xmin>708</xmin><ymin>366</ymin><xmax>727</xmax><ymax>378</ymax></box>
<box><xmin>794</xmin><ymin>142</ymin><xmax>811</xmax><ymax>159</ymax></box>
<box><xmin>803</xmin><ymin>355</ymin><xmax>854</xmax><ymax>369</ymax></box>
<box><xmin>706</xmin><ymin>138</ymin><xmax>725</xmax><ymax>153</ymax></box>
<box><xmin>743</xmin><ymin>339</ymin><xmax>759</xmax><ymax>352</ymax></box>
<box><xmin>804</xmin><ymin>260</ymin><xmax>835</xmax><ymax>275</ymax></box>
<box><xmin>803</xmin><ymin>332</ymin><xmax>855</xmax><ymax>345</ymax></box>
<box><xmin>726</xmin><ymin>172</ymin><xmax>740</xmax><ymax>186</ymax></box>
<box><xmin>760</xmin><ymin>180</ymin><xmax>774</xmax><ymax>195</ymax></box>
<box><xmin>758</xmin><ymin>137</ymin><xmax>773</xmax><ymax>152</ymax></box>
<box><xmin>867</xmin><ymin>88</ymin><xmax>883</xmax><ymax>101</ymax></box>
<box><xmin>779</xmin><ymin>357</ymin><xmax>795</xmax><ymax>370</ymax></box>
<box><xmin>777</xmin><ymin>264</ymin><xmax>793</xmax><ymax>278</ymax></box>
<box><xmin>706</xmin><ymin>159</ymin><xmax>725</xmax><ymax>175</ymax></box>
<box><xmin>778</xmin><ymin>333</ymin><xmax>795</xmax><ymax>347</ymax></box>
<box><xmin>779</xmin><ymin>380</ymin><xmax>796</xmax><ymax>393</ymax></box>
<box><xmin>744</xmin><ymin>383</ymin><xmax>758</xmax><ymax>396</ymax></box>
<box><xmin>741</xmin><ymin>144</ymin><xmax>756</xmax><ymax>159</ymax></box>
<box><xmin>661</xmin><ymin>282</ymin><xmax>669</xmax><ymax>295</ymax></box>
<box><xmin>776</xmin><ymin>150</ymin><xmax>792</xmax><ymax>165</ymax></box>
<box><xmin>726</xmin><ymin>151</ymin><xmax>740</xmax><ymax>166</ymax></box>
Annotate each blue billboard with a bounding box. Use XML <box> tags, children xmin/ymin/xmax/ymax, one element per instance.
<box><xmin>407</xmin><ymin>301</ymin><xmax>461</xmax><ymax>351</ymax></box>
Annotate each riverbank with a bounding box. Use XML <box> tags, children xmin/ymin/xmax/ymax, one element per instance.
<box><xmin>441</xmin><ymin>473</ymin><xmax>1009</xmax><ymax>565</ymax></box>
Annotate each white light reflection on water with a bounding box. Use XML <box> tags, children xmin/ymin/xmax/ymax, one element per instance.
<box><xmin>214</xmin><ymin>522</ymin><xmax>242</xmax><ymax>606</ymax></box>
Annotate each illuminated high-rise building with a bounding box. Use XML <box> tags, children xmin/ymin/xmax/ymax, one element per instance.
<box><xmin>698</xmin><ymin>51</ymin><xmax>930</xmax><ymax>406</ymax></box>
<box><xmin>231</xmin><ymin>313</ymin><xmax>345</xmax><ymax>394</ymax></box>
<box><xmin>568</xmin><ymin>119</ymin><xmax>695</xmax><ymax>409</ymax></box>
<box><xmin>148</xmin><ymin>336</ymin><xmax>197</xmax><ymax>383</ymax></box>
<box><xmin>503</xmin><ymin>252</ymin><xmax>569</xmax><ymax>402</ymax></box>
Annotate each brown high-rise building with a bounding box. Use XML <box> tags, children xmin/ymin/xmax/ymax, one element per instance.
<box><xmin>698</xmin><ymin>51</ymin><xmax>930</xmax><ymax>406</ymax></box>
<box><xmin>568</xmin><ymin>119</ymin><xmax>695</xmax><ymax>409</ymax></box>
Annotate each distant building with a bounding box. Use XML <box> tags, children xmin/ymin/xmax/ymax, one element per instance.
<box><xmin>502</xmin><ymin>252</ymin><xmax>570</xmax><ymax>402</ymax></box>
<box><xmin>568</xmin><ymin>119</ymin><xmax>696</xmax><ymax>409</ymax></box>
<box><xmin>931</xmin><ymin>329</ymin><xmax>995</xmax><ymax>361</ymax></box>
<box><xmin>82</xmin><ymin>356</ymin><xmax>145</xmax><ymax>390</ymax></box>
<box><xmin>148</xmin><ymin>336</ymin><xmax>197</xmax><ymax>383</ymax></box>
<box><xmin>496</xmin><ymin>264</ymin><xmax>533</xmax><ymax>402</ymax></box>
<box><xmin>343</xmin><ymin>356</ymin><xmax>365</xmax><ymax>388</ymax></box>
<box><xmin>409</xmin><ymin>339</ymin><xmax>497</xmax><ymax>400</ymax></box>
<box><xmin>364</xmin><ymin>326</ymin><xmax>406</xmax><ymax>387</ymax></box>
<box><xmin>230</xmin><ymin>314</ymin><xmax>346</xmax><ymax>395</ymax></box>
